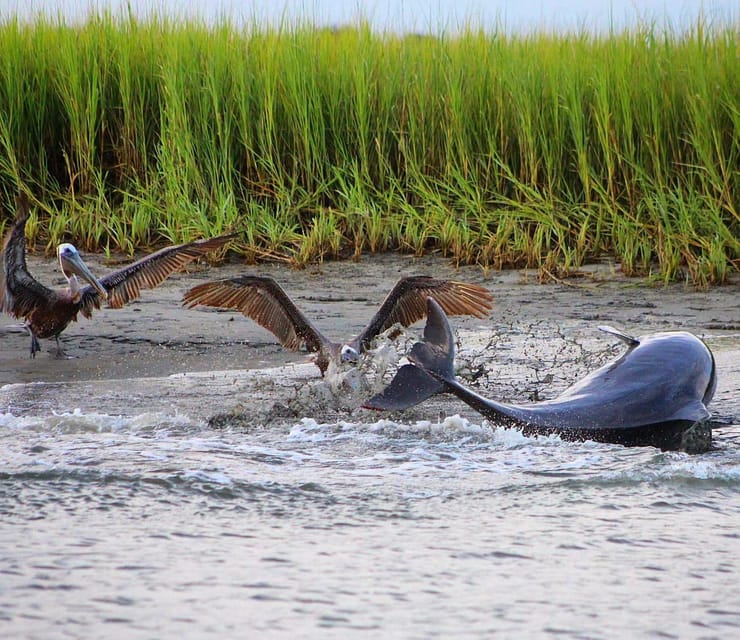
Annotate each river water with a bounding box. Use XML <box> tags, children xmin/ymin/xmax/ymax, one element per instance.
<box><xmin>2</xmin><ymin>253</ymin><xmax>739</xmax><ymax>639</ymax></box>
<box><xmin>2</xmin><ymin>340</ymin><xmax>739</xmax><ymax>639</ymax></box>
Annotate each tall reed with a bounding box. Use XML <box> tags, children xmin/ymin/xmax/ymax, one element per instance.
<box><xmin>0</xmin><ymin>12</ymin><xmax>736</xmax><ymax>283</ymax></box>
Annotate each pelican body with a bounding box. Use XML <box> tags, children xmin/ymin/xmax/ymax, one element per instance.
<box><xmin>1</xmin><ymin>194</ymin><xmax>234</xmax><ymax>357</ymax></box>
<box><xmin>182</xmin><ymin>274</ymin><xmax>494</xmax><ymax>376</ymax></box>
<box><xmin>365</xmin><ymin>298</ymin><xmax>718</xmax><ymax>453</ymax></box>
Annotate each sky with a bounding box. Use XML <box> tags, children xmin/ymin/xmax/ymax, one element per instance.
<box><xmin>6</xmin><ymin>0</ymin><xmax>738</xmax><ymax>33</ymax></box>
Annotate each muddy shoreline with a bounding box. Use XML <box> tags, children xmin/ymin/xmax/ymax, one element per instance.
<box><xmin>1</xmin><ymin>252</ymin><xmax>738</xmax><ymax>435</ymax></box>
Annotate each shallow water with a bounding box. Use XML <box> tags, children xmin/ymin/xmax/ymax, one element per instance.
<box><xmin>2</xmin><ymin>257</ymin><xmax>739</xmax><ymax>640</ymax></box>
<box><xmin>2</xmin><ymin>396</ymin><xmax>740</xmax><ymax>639</ymax></box>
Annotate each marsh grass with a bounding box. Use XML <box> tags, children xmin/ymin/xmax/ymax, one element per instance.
<box><xmin>0</xmin><ymin>12</ymin><xmax>737</xmax><ymax>283</ymax></box>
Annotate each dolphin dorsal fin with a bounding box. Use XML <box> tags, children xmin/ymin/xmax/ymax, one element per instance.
<box><xmin>598</xmin><ymin>325</ymin><xmax>640</xmax><ymax>347</ymax></box>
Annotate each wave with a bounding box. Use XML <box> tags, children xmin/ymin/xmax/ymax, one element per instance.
<box><xmin>2</xmin><ymin>409</ymin><xmax>739</xmax><ymax>492</ymax></box>
<box><xmin>0</xmin><ymin>408</ymin><xmax>203</xmax><ymax>435</ymax></box>
<box><xmin>287</xmin><ymin>416</ymin><xmax>740</xmax><ymax>484</ymax></box>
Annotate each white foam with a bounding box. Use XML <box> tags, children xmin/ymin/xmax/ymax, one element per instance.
<box><xmin>0</xmin><ymin>408</ymin><xmax>200</xmax><ymax>435</ymax></box>
<box><xmin>183</xmin><ymin>469</ymin><xmax>234</xmax><ymax>485</ymax></box>
<box><xmin>286</xmin><ymin>414</ymin><xmax>559</xmax><ymax>451</ymax></box>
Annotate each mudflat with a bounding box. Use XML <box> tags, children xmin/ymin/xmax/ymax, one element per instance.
<box><xmin>1</xmin><ymin>252</ymin><xmax>737</xmax><ymax>434</ymax></box>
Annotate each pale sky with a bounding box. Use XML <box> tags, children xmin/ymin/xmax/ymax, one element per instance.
<box><xmin>6</xmin><ymin>0</ymin><xmax>738</xmax><ymax>33</ymax></box>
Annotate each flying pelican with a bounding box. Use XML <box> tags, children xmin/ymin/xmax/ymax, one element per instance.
<box><xmin>182</xmin><ymin>274</ymin><xmax>494</xmax><ymax>376</ymax></box>
<box><xmin>1</xmin><ymin>193</ymin><xmax>235</xmax><ymax>357</ymax></box>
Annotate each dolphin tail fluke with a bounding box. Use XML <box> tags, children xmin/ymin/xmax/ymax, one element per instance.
<box><xmin>408</xmin><ymin>297</ymin><xmax>456</xmax><ymax>379</ymax></box>
<box><xmin>364</xmin><ymin>298</ymin><xmax>456</xmax><ymax>411</ymax></box>
<box><xmin>363</xmin><ymin>363</ymin><xmax>445</xmax><ymax>410</ymax></box>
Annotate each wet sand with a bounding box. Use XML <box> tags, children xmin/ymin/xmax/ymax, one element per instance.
<box><xmin>1</xmin><ymin>252</ymin><xmax>738</xmax><ymax>434</ymax></box>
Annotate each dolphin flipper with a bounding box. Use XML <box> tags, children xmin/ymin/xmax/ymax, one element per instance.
<box><xmin>598</xmin><ymin>325</ymin><xmax>640</xmax><ymax>347</ymax></box>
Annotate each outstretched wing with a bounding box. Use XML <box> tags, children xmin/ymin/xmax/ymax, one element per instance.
<box><xmin>181</xmin><ymin>274</ymin><xmax>328</xmax><ymax>353</ymax></box>
<box><xmin>1</xmin><ymin>193</ymin><xmax>55</xmax><ymax>318</ymax></box>
<box><xmin>353</xmin><ymin>276</ymin><xmax>493</xmax><ymax>351</ymax></box>
<box><xmin>78</xmin><ymin>233</ymin><xmax>235</xmax><ymax>318</ymax></box>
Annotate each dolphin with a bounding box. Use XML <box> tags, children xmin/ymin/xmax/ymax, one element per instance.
<box><xmin>364</xmin><ymin>298</ymin><xmax>717</xmax><ymax>453</ymax></box>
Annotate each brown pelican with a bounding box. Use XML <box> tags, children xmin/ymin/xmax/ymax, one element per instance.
<box><xmin>1</xmin><ymin>193</ymin><xmax>234</xmax><ymax>357</ymax></box>
<box><xmin>182</xmin><ymin>274</ymin><xmax>494</xmax><ymax>376</ymax></box>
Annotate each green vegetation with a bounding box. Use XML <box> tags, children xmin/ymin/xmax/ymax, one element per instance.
<box><xmin>0</xmin><ymin>13</ymin><xmax>737</xmax><ymax>284</ymax></box>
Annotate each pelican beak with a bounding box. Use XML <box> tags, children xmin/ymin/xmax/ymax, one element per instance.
<box><xmin>60</xmin><ymin>250</ymin><xmax>109</xmax><ymax>300</ymax></box>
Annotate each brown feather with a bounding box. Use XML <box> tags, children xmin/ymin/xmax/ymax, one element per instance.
<box><xmin>1</xmin><ymin>193</ymin><xmax>55</xmax><ymax>320</ymax></box>
<box><xmin>79</xmin><ymin>233</ymin><xmax>235</xmax><ymax>316</ymax></box>
<box><xmin>3</xmin><ymin>195</ymin><xmax>235</xmax><ymax>355</ymax></box>
<box><xmin>182</xmin><ymin>275</ymin><xmax>328</xmax><ymax>353</ymax></box>
<box><xmin>353</xmin><ymin>276</ymin><xmax>493</xmax><ymax>350</ymax></box>
<box><xmin>183</xmin><ymin>274</ymin><xmax>493</xmax><ymax>374</ymax></box>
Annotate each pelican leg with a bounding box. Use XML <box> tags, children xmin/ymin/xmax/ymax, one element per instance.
<box><xmin>27</xmin><ymin>327</ymin><xmax>41</xmax><ymax>358</ymax></box>
<box><xmin>53</xmin><ymin>335</ymin><xmax>71</xmax><ymax>359</ymax></box>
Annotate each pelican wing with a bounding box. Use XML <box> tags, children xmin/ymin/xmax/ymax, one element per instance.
<box><xmin>78</xmin><ymin>233</ymin><xmax>235</xmax><ymax>318</ymax></box>
<box><xmin>353</xmin><ymin>276</ymin><xmax>493</xmax><ymax>351</ymax></box>
<box><xmin>0</xmin><ymin>193</ymin><xmax>55</xmax><ymax>318</ymax></box>
<box><xmin>182</xmin><ymin>274</ymin><xmax>327</xmax><ymax>353</ymax></box>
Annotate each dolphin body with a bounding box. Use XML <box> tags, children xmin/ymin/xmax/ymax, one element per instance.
<box><xmin>364</xmin><ymin>299</ymin><xmax>717</xmax><ymax>453</ymax></box>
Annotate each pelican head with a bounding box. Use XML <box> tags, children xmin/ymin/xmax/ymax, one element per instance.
<box><xmin>340</xmin><ymin>344</ymin><xmax>360</xmax><ymax>364</ymax></box>
<box><xmin>57</xmin><ymin>243</ymin><xmax>108</xmax><ymax>300</ymax></box>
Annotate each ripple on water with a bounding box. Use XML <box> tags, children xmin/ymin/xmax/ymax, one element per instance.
<box><xmin>1</xmin><ymin>406</ymin><xmax>740</xmax><ymax>639</ymax></box>
<box><xmin>3</xmin><ymin>411</ymin><xmax>739</xmax><ymax>490</ymax></box>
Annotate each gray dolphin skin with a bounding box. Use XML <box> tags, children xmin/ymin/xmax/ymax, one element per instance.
<box><xmin>364</xmin><ymin>298</ymin><xmax>718</xmax><ymax>453</ymax></box>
